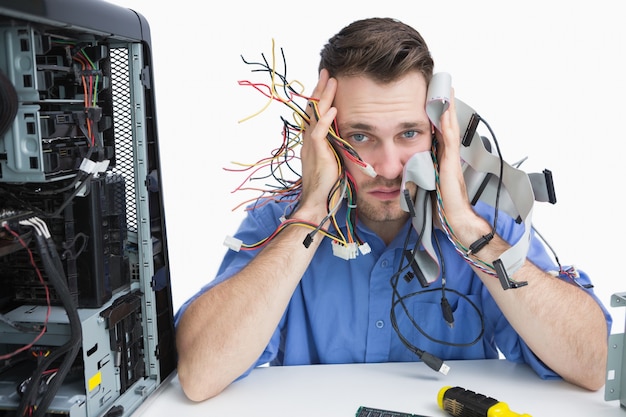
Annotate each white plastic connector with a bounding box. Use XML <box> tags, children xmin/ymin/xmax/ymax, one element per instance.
<box><xmin>358</xmin><ymin>242</ymin><xmax>371</xmax><ymax>255</ymax></box>
<box><xmin>331</xmin><ymin>241</ymin><xmax>358</xmax><ymax>260</ymax></box>
<box><xmin>95</xmin><ymin>160</ymin><xmax>110</xmax><ymax>173</ymax></box>
<box><xmin>439</xmin><ymin>362</ymin><xmax>451</xmax><ymax>375</ymax></box>
<box><xmin>360</xmin><ymin>163</ymin><xmax>377</xmax><ymax>178</ymax></box>
<box><xmin>79</xmin><ymin>158</ymin><xmax>97</xmax><ymax>174</ymax></box>
<box><xmin>223</xmin><ymin>235</ymin><xmax>243</xmax><ymax>252</ymax></box>
<box><xmin>78</xmin><ymin>158</ymin><xmax>110</xmax><ymax>175</ymax></box>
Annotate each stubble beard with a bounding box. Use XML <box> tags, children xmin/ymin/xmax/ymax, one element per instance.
<box><xmin>355</xmin><ymin>180</ymin><xmax>414</xmax><ymax>225</ymax></box>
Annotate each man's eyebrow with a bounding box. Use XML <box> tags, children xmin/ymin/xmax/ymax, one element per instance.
<box><xmin>342</xmin><ymin>122</ymin><xmax>374</xmax><ymax>131</ymax></box>
<box><xmin>340</xmin><ymin>121</ymin><xmax>430</xmax><ymax>132</ymax></box>
<box><xmin>399</xmin><ymin>121</ymin><xmax>430</xmax><ymax>130</ymax></box>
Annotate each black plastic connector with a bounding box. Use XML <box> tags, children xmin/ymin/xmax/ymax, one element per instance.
<box><xmin>543</xmin><ymin>169</ymin><xmax>557</xmax><ymax>204</ymax></box>
<box><xmin>469</xmin><ymin>173</ymin><xmax>493</xmax><ymax>206</ymax></box>
<box><xmin>86</xmin><ymin>106</ymin><xmax>103</xmax><ymax>123</ymax></box>
<box><xmin>493</xmin><ymin>259</ymin><xmax>528</xmax><ymax>290</ymax></box>
<box><xmin>403</xmin><ymin>189</ymin><xmax>415</xmax><ymax>217</ymax></box>
<box><xmin>467</xmin><ymin>232</ymin><xmax>493</xmax><ymax>255</ymax></box>
<box><xmin>441</xmin><ymin>296</ymin><xmax>455</xmax><ymax>328</ymax></box>
<box><xmin>403</xmin><ymin>250</ymin><xmax>429</xmax><ymax>287</ymax></box>
<box><xmin>461</xmin><ymin>113</ymin><xmax>480</xmax><ymax>147</ymax></box>
<box><xmin>302</xmin><ymin>233</ymin><xmax>314</xmax><ymax>248</ymax></box>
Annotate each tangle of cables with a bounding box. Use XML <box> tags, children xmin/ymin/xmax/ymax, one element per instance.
<box><xmin>431</xmin><ymin>117</ymin><xmax>504</xmax><ymax>279</ymax></box>
<box><xmin>51</xmin><ymin>38</ymin><xmax>103</xmax><ymax>148</ymax></box>
<box><xmin>388</xmin><ymin>188</ymin><xmax>484</xmax><ymax>373</ymax></box>
<box><xmin>0</xmin><ymin>38</ymin><xmax>108</xmax><ymax>222</ymax></box>
<box><xmin>2</xmin><ymin>218</ymin><xmax>83</xmax><ymax>417</ymax></box>
<box><xmin>226</xmin><ymin>40</ymin><xmax>373</xmax><ymax>255</ymax></box>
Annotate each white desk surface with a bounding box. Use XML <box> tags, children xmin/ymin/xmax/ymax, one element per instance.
<box><xmin>134</xmin><ymin>359</ymin><xmax>624</xmax><ymax>417</ymax></box>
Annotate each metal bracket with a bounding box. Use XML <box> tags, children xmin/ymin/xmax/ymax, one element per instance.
<box><xmin>605</xmin><ymin>291</ymin><xmax>626</xmax><ymax>408</ymax></box>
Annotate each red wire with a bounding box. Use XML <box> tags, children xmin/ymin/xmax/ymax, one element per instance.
<box><xmin>0</xmin><ymin>224</ymin><xmax>52</xmax><ymax>360</ymax></box>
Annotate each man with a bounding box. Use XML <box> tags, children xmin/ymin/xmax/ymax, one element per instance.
<box><xmin>175</xmin><ymin>17</ymin><xmax>611</xmax><ymax>401</ymax></box>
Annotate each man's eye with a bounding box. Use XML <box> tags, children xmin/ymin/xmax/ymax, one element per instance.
<box><xmin>350</xmin><ymin>133</ymin><xmax>368</xmax><ymax>143</ymax></box>
<box><xmin>403</xmin><ymin>130</ymin><xmax>418</xmax><ymax>139</ymax></box>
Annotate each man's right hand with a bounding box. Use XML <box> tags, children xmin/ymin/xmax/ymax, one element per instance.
<box><xmin>296</xmin><ymin>69</ymin><xmax>340</xmax><ymax>224</ymax></box>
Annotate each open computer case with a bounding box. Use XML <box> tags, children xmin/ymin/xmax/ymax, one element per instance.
<box><xmin>0</xmin><ymin>1</ymin><xmax>176</xmax><ymax>416</ymax></box>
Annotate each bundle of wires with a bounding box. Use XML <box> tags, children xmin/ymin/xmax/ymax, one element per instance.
<box><xmin>0</xmin><ymin>39</ymin><xmax>104</xmax><ymax>221</ymax></box>
<box><xmin>3</xmin><ymin>218</ymin><xmax>83</xmax><ymax>417</ymax></box>
<box><xmin>51</xmin><ymin>38</ymin><xmax>103</xmax><ymax>147</ymax></box>
<box><xmin>229</xmin><ymin>40</ymin><xmax>372</xmax><ymax>252</ymax></box>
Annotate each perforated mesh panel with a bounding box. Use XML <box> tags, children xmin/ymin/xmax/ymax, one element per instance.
<box><xmin>110</xmin><ymin>47</ymin><xmax>137</xmax><ymax>233</ymax></box>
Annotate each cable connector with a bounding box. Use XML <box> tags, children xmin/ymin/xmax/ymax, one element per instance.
<box><xmin>358</xmin><ymin>242</ymin><xmax>371</xmax><ymax>256</ymax></box>
<box><xmin>493</xmin><ymin>259</ymin><xmax>528</xmax><ymax>290</ymax></box>
<box><xmin>79</xmin><ymin>158</ymin><xmax>96</xmax><ymax>174</ymax></box>
<box><xmin>421</xmin><ymin>351</ymin><xmax>450</xmax><ymax>375</ymax></box>
<box><xmin>79</xmin><ymin>158</ymin><xmax>110</xmax><ymax>174</ymax></box>
<box><xmin>461</xmin><ymin>112</ymin><xmax>480</xmax><ymax>147</ymax></box>
<box><xmin>403</xmin><ymin>189</ymin><xmax>416</xmax><ymax>217</ymax></box>
<box><xmin>332</xmin><ymin>241</ymin><xmax>358</xmax><ymax>260</ymax></box>
<box><xmin>440</xmin><ymin>297</ymin><xmax>454</xmax><ymax>328</ymax></box>
<box><xmin>467</xmin><ymin>232</ymin><xmax>493</xmax><ymax>255</ymax></box>
<box><xmin>303</xmin><ymin>233</ymin><xmax>314</xmax><ymax>248</ymax></box>
<box><xmin>360</xmin><ymin>163</ymin><xmax>377</xmax><ymax>178</ymax></box>
<box><xmin>223</xmin><ymin>235</ymin><xmax>243</xmax><ymax>252</ymax></box>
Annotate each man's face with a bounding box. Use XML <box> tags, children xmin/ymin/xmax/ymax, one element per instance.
<box><xmin>333</xmin><ymin>72</ymin><xmax>432</xmax><ymax>229</ymax></box>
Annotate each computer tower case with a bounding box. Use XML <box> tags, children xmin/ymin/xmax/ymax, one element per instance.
<box><xmin>0</xmin><ymin>1</ymin><xmax>176</xmax><ymax>416</ymax></box>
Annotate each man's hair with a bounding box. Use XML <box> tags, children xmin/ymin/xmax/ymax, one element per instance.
<box><xmin>319</xmin><ymin>17</ymin><xmax>434</xmax><ymax>84</ymax></box>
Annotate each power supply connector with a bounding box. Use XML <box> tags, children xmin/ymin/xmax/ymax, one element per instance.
<box><xmin>332</xmin><ymin>241</ymin><xmax>358</xmax><ymax>260</ymax></box>
<box><xmin>223</xmin><ymin>235</ymin><xmax>243</xmax><ymax>252</ymax></box>
<box><xmin>358</xmin><ymin>242</ymin><xmax>371</xmax><ymax>256</ymax></box>
<box><xmin>360</xmin><ymin>163</ymin><xmax>377</xmax><ymax>178</ymax></box>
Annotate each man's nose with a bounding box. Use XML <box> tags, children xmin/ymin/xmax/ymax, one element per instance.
<box><xmin>369</xmin><ymin>143</ymin><xmax>404</xmax><ymax>180</ymax></box>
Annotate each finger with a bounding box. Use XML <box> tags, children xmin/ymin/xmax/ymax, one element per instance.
<box><xmin>312</xmin><ymin>68</ymin><xmax>330</xmax><ymax>98</ymax></box>
<box><xmin>306</xmin><ymin>69</ymin><xmax>331</xmax><ymax>121</ymax></box>
<box><xmin>306</xmin><ymin>72</ymin><xmax>337</xmax><ymax>143</ymax></box>
<box><xmin>316</xmin><ymin>75</ymin><xmax>336</xmax><ymax>117</ymax></box>
<box><xmin>439</xmin><ymin>88</ymin><xmax>461</xmax><ymax>154</ymax></box>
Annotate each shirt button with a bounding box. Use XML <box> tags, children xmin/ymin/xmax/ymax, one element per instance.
<box><xmin>375</xmin><ymin>320</ymin><xmax>384</xmax><ymax>328</ymax></box>
<box><xmin>381</xmin><ymin>259</ymin><xmax>389</xmax><ymax>268</ymax></box>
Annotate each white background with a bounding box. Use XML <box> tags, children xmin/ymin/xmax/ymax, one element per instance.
<box><xmin>105</xmin><ymin>0</ymin><xmax>625</xmax><ymax>333</ymax></box>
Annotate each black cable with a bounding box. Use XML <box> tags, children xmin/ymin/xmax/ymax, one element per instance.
<box><xmin>0</xmin><ymin>171</ymin><xmax>94</xmax><ymax>221</ymax></box>
<box><xmin>16</xmin><ymin>224</ymin><xmax>82</xmax><ymax>417</ymax></box>
<box><xmin>389</xmin><ymin>193</ymin><xmax>434</xmax><ymax>365</ymax></box>
<box><xmin>467</xmin><ymin>116</ymin><xmax>504</xmax><ymax>255</ymax></box>
<box><xmin>389</xmin><ymin>190</ymin><xmax>485</xmax><ymax>370</ymax></box>
<box><xmin>434</xmin><ymin>228</ymin><xmax>454</xmax><ymax>327</ymax></box>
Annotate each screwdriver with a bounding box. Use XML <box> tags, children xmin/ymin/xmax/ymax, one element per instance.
<box><xmin>437</xmin><ymin>386</ymin><xmax>532</xmax><ymax>417</ymax></box>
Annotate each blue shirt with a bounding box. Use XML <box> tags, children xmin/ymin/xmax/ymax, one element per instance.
<box><xmin>175</xmin><ymin>199</ymin><xmax>612</xmax><ymax>380</ymax></box>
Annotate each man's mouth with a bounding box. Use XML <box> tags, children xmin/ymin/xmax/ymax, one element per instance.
<box><xmin>368</xmin><ymin>188</ymin><xmax>401</xmax><ymax>201</ymax></box>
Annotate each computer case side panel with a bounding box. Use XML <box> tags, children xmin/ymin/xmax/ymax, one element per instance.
<box><xmin>0</xmin><ymin>1</ymin><xmax>176</xmax><ymax>416</ymax></box>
